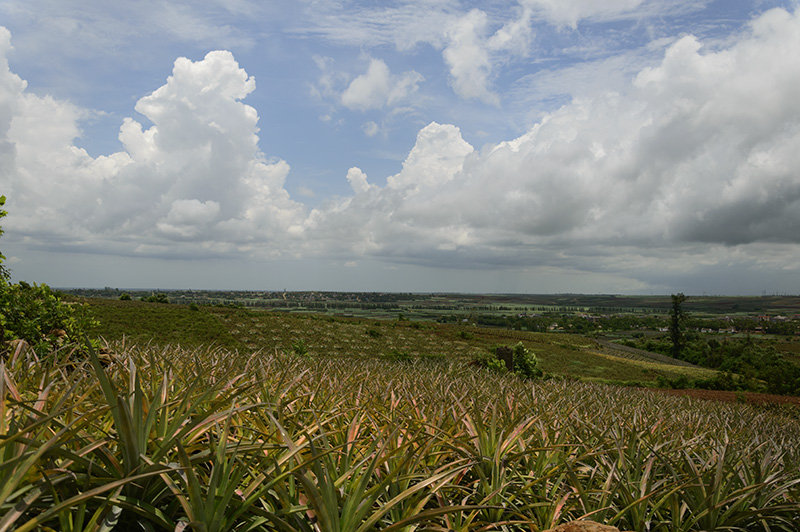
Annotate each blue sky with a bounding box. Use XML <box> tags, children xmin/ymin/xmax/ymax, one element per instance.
<box><xmin>1</xmin><ymin>0</ymin><xmax>799</xmax><ymax>294</ymax></box>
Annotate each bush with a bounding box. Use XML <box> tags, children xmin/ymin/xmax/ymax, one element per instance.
<box><xmin>486</xmin><ymin>356</ymin><xmax>506</xmax><ymax>372</ymax></box>
<box><xmin>0</xmin><ymin>281</ymin><xmax>97</xmax><ymax>354</ymax></box>
<box><xmin>472</xmin><ymin>342</ymin><xmax>543</xmax><ymax>379</ymax></box>
<box><xmin>119</xmin><ymin>292</ymin><xmax>132</xmax><ymax>300</ymax></box>
<box><xmin>511</xmin><ymin>342</ymin><xmax>543</xmax><ymax>379</ymax></box>
<box><xmin>143</xmin><ymin>292</ymin><xmax>169</xmax><ymax>304</ymax></box>
<box><xmin>0</xmin><ymin>196</ymin><xmax>97</xmax><ymax>354</ymax></box>
<box><xmin>472</xmin><ymin>351</ymin><xmax>506</xmax><ymax>372</ymax></box>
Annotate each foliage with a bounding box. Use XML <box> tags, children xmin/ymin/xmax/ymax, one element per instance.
<box><xmin>119</xmin><ymin>292</ymin><xmax>132</xmax><ymax>301</ymax></box>
<box><xmin>85</xmin><ymin>297</ymin><xmax>723</xmax><ymax>386</ymax></box>
<box><xmin>141</xmin><ymin>292</ymin><xmax>169</xmax><ymax>304</ymax></box>
<box><xmin>636</xmin><ymin>335</ymin><xmax>800</xmax><ymax>395</ymax></box>
<box><xmin>472</xmin><ymin>350</ymin><xmax>507</xmax><ymax>372</ymax></box>
<box><xmin>0</xmin><ymin>282</ymin><xmax>97</xmax><ymax>353</ymax></box>
<box><xmin>1</xmin><ymin>341</ymin><xmax>798</xmax><ymax>530</ymax></box>
<box><xmin>473</xmin><ymin>342</ymin><xmax>543</xmax><ymax>379</ymax></box>
<box><xmin>0</xmin><ymin>197</ymin><xmax>97</xmax><ymax>353</ymax></box>
<box><xmin>386</xmin><ymin>348</ymin><xmax>412</xmax><ymax>362</ymax></box>
<box><xmin>511</xmin><ymin>341</ymin><xmax>543</xmax><ymax>379</ymax></box>
<box><xmin>655</xmin><ymin>371</ymin><xmax>752</xmax><ymax>392</ymax></box>
<box><xmin>86</xmin><ymin>299</ymin><xmax>244</xmax><ymax>351</ymax></box>
<box><xmin>670</xmin><ymin>292</ymin><xmax>687</xmax><ymax>358</ymax></box>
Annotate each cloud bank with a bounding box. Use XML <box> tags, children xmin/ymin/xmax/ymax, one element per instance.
<box><xmin>2</xmin><ymin>6</ymin><xmax>800</xmax><ymax>288</ymax></box>
<box><xmin>308</xmin><ymin>7</ymin><xmax>800</xmax><ymax>274</ymax></box>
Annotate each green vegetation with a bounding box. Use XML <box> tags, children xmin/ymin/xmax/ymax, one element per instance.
<box><xmin>0</xmin><ymin>197</ymin><xmax>96</xmax><ymax>354</ymax></box>
<box><xmin>474</xmin><ymin>342</ymin><xmax>543</xmax><ymax>379</ymax></box>
<box><xmin>629</xmin><ymin>335</ymin><xmax>800</xmax><ymax>395</ymax></box>
<box><xmin>1</xmin><ymin>229</ymin><xmax>796</xmax><ymax>528</ymax></box>
<box><xmin>0</xmin><ymin>281</ymin><xmax>97</xmax><ymax>354</ymax></box>
<box><xmin>670</xmin><ymin>292</ymin><xmax>687</xmax><ymax>358</ymax></box>
<box><xmin>85</xmin><ymin>299</ymin><xmax>242</xmax><ymax>351</ymax></box>
<box><xmin>63</xmin><ymin>288</ymin><xmax>800</xmax><ymax>316</ymax></box>
<box><xmin>67</xmin><ymin>288</ymin><xmax>800</xmax><ymax>395</ymax></box>
<box><xmin>2</xmin><ymin>339</ymin><xmax>798</xmax><ymax>530</ymax></box>
<box><xmin>0</xmin><ymin>196</ymin><xmax>6</xmax><ymax>281</ymax></box>
<box><xmin>141</xmin><ymin>292</ymin><xmax>170</xmax><ymax>304</ymax></box>
<box><xmin>84</xmin><ymin>299</ymin><xmax>718</xmax><ymax>387</ymax></box>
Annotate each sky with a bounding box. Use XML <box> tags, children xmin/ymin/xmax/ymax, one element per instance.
<box><xmin>1</xmin><ymin>0</ymin><xmax>799</xmax><ymax>294</ymax></box>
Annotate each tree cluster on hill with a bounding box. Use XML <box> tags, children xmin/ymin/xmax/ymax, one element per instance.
<box><xmin>636</xmin><ymin>294</ymin><xmax>800</xmax><ymax>395</ymax></box>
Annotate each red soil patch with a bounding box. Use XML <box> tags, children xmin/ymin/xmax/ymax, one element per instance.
<box><xmin>650</xmin><ymin>388</ymin><xmax>800</xmax><ymax>406</ymax></box>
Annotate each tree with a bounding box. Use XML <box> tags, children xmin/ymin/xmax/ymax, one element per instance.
<box><xmin>669</xmin><ymin>293</ymin><xmax>686</xmax><ymax>358</ymax></box>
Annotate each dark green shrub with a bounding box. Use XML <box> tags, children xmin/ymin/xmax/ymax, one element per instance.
<box><xmin>472</xmin><ymin>351</ymin><xmax>506</xmax><ymax>373</ymax></box>
<box><xmin>143</xmin><ymin>292</ymin><xmax>169</xmax><ymax>304</ymax></box>
<box><xmin>119</xmin><ymin>292</ymin><xmax>132</xmax><ymax>301</ymax></box>
<box><xmin>486</xmin><ymin>356</ymin><xmax>506</xmax><ymax>372</ymax></box>
<box><xmin>511</xmin><ymin>342</ymin><xmax>543</xmax><ymax>379</ymax></box>
<box><xmin>473</xmin><ymin>342</ymin><xmax>543</xmax><ymax>379</ymax></box>
<box><xmin>1</xmin><ymin>281</ymin><xmax>97</xmax><ymax>353</ymax></box>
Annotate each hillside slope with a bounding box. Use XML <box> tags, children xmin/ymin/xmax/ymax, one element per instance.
<box><xmin>86</xmin><ymin>298</ymin><xmax>717</xmax><ymax>386</ymax></box>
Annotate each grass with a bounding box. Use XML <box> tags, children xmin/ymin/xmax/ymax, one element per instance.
<box><xmin>1</xmin><ymin>339</ymin><xmax>798</xmax><ymax>530</ymax></box>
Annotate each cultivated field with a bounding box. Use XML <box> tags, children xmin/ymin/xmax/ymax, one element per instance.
<box><xmin>85</xmin><ymin>299</ymin><xmax>718</xmax><ymax>387</ymax></box>
<box><xmin>2</xmin><ymin>340</ymin><xmax>799</xmax><ymax>530</ymax></box>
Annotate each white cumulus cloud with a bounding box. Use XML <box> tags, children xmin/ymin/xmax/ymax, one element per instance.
<box><xmin>441</xmin><ymin>5</ymin><xmax>537</xmax><ymax>105</ymax></box>
<box><xmin>341</xmin><ymin>58</ymin><xmax>423</xmax><ymax>111</ymax></box>
<box><xmin>442</xmin><ymin>9</ymin><xmax>499</xmax><ymax>105</ymax></box>
<box><xmin>362</xmin><ymin>120</ymin><xmax>380</xmax><ymax>137</ymax></box>
<box><xmin>386</xmin><ymin>122</ymin><xmax>474</xmax><ymax>191</ymax></box>
<box><xmin>1</xmin><ymin>39</ymin><xmax>304</xmax><ymax>259</ymax></box>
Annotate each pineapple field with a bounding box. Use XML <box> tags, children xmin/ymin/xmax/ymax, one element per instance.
<box><xmin>1</xmin><ymin>299</ymin><xmax>799</xmax><ymax>530</ymax></box>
